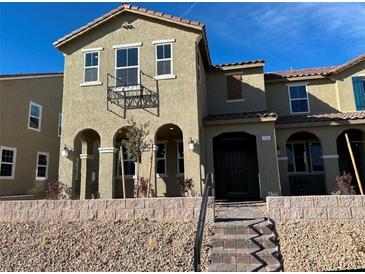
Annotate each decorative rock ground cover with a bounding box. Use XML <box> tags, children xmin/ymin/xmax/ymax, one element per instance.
<box><xmin>276</xmin><ymin>221</ymin><xmax>365</xmax><ymax>272</ymax></box>
<box><xmin>0</xmin><ymin>220</ymin><xmax>212</xmax><ymax>272</ymax></box>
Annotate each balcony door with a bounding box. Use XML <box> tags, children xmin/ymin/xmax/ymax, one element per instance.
<box><xmin>115</xmin><ymin>47</ymin><xmax>139</xmax><ymax>88</ymax></box>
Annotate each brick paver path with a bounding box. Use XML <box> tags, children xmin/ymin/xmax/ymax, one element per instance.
<box><xmin>208</xmin><ymin>201</ymin><xmax>282</xmax><ymax>272</ymax></box>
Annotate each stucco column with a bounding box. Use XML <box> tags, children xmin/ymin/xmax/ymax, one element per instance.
<box><xmin>275</xmin><ymin>136</ymin><xmax>290</xmax><ymax>195</ymax></box>
<box><xmin>320</xmin><ymin>135</ymin><xmax>340</xmax><ymax>193</ymax></box>
<box><xmin>79</xmin><ymin>154</ymin><xmax>93</xmax><ymax>199</ymax></box>
<box><xmin>98</xmin><ymin>148</ymin><xmax>116</xmax><ymax>199</ymax></box>
<box><xmin>255</xmin><ymin>130</ymin><xmax>281</xmax><ymax>198</ymax></box>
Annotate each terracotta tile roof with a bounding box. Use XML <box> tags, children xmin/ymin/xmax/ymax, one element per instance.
<box><xmin>265</xmin><ymin>66</ymin><xmax>336</xmax><ymax>80</ymax></box>
<box><xmin>53</xmin><ymin>3</ymin><xmax>205</xmax><ymax>48</ymax></box>
<box><xmin>329</xmin><ymin>53</ymin><xmax>365</xmax><ymax>75</ymax></box>
<box><xmin>277</xmin><ymin>111</ymin><xmax>365</xmax><ymax>124</ymax></box>
<box><xmin>0</xmin><ymin>72</ymin><xmax>63</xmax><ymax>79</ymax></box>
<box><xmin>204</xmin><ymin>111</ymin><xmax>277</xmax><ymax>122</ymax></box>
<box><xmin>212</xmin><ymin>60</ymin><xmax>265</xmax><ymax>70</ymax></box>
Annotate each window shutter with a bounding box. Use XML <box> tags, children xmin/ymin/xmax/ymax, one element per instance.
<box><xmin>226</xmin><ymin>74</ymin><xmax>242</xmax><ymax>100</ymax></box>
<box><xmin>352</xmin><ymin>77</ymin><xmax>365</xmax><ymax>110</ymax></box>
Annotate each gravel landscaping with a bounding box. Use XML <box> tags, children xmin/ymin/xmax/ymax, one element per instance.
<box><xmin>0</xmin><ymin>220</ymin><xmax>212</xmax><ymax>272</ymax></box>
<box><xmin>276</xmin><ymin>221</ymin><xmax>365</xmax><ymax>272</ymax></box>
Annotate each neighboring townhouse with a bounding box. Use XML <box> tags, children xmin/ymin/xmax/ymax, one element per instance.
<box><xmin>0</xmin><ymin>73</ymin><xmax>63</xmax><ymax>197</ymax></box>
<box><xmin>53</xmin><ymin>4</ymin><xmax>365</xmax><ymax>200</ymax></box>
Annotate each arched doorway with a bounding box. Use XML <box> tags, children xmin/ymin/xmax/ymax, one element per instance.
<box><xmin>337</xmin><ymin>129</ymin><xmax>365</xmax><ymax>193</ymax></box>
<box><xmin>213</xmin><ymin>132</ymin><xmax>260</xmax><ymax>199</ymax></box>
<box><xmin>286</xmin><ymin>131</ymin><xmax>325</xmax><ymax>195</ymax></box>
<box><xmin>73</xmin><ymin>129</ymin><xmax>100</xmax><ymax>199</ymax></box>
<box><xmin>113</xmin><ymin>127</ymin><xmax>135</xmax><ymax>198</ymax></box>
<box><xmin>155</xmin><ymin>123</ymin><xmax>184</xmax><ymax>197</ymax></box>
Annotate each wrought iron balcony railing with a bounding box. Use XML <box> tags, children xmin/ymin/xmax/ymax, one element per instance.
<box><xmin>107</xmin><ymin>71</ymin><xmax>159</xmax><ymax>117</ymax></box>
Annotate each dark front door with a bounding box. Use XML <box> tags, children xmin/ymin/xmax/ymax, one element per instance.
<box><xmin>213</xmin><ymin>132</ymin><xmax>260</xmax><ymax>199</ymax></box>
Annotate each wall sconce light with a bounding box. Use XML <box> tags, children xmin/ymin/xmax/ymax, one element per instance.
<box><xmin>188</xmin><ymin>137</ymin><xmax>196</xmax><ymax>151</ymax></box>
<box><xmin>61</xmin><ymin>145</ymin><xmax>69</xmax><ymax>157</ymax></box>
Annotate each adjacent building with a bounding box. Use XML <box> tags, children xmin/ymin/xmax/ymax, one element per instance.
<box><xmin>0</xmin><ymin>73</ymin><xmax>63</xmax><ymax>197</ymax></box>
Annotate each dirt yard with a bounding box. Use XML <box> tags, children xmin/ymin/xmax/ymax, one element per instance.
<box><xmin>276</xmin><ymin>221</ymin><xmax>365</xmax><ymax>272</ymax></box>
<box><xmin>0</xmin><ymin>220</ymin><xmax>212</xmax><ymax>272</ymax></box>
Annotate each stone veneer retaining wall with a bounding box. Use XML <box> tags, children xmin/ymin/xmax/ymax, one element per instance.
<box><xmin>0</xmin><ymin>197</ymin><xmax>214</xmax><ymax>223</ymax></box>
<box><xmin>267</xmin><ymin>195</ymin><xmax>365</xmax><ymax>221</ymax></box>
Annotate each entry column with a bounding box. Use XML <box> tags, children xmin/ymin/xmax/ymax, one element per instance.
<box><xmin>98</xmin><ymin>147</ymin><xmax>116</xmax><ymax>199</ymax></box>
<box><xmin>79</xmin><ymin>154</ymin><xmax>93</xmax><ymax>199</ymax></box>
<box><xmin>320</xmin><ymin>134</ymin><xmax>339</xmax><ymax>193</ymax></box>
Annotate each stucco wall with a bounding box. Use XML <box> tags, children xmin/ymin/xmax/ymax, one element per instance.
<box><xmin>0</xmin><ymin>197</ymin><xmax>214</xmax><ymax>223</ymax></box>
<box><xmin>267</xmin><ymin>195</ymin><xmax>365</xmax><ymax>221</ymax></box>
<box><xmin>0</xmin><ymin>76</ymin><xmax>63</xmax><ymax>196</ymax></box>
<box><xmin>206</xmin><ymin>66</ymin><xmax>266</xmax><ymax>115</ymax></box>
<box><xmin>59</xmin><ymin>12</ymin><xmax>203</xmax><ymax>198</ymax></box>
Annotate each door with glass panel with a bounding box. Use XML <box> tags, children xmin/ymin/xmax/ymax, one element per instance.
<box><xmin>115</xmin><ymin>47</ymin><xmax>139</xmax><ymax>88</ymax></box>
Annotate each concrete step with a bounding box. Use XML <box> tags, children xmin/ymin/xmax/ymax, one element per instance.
<box><xmin>212</xmin><ymin>236</ymin><xmax>278</xmax><ymax>249</ymax></box>
<box><xmin>213</xmin><ymin>224</ymin><xmax>275</xmax><ymax>235</ymax></box>
<box><xmin>210</xmin><ymin>246</ymin><xmax>279</xmax><ymax>257</ymax></box>
<box><xmin>208</xmin><ymin>263</ymin><xmax>283</xmax><ymax>272</ymax></box>
<box><xmin>209</xmin><ymin>253</ymin><xmax>281</xmax><ymax>266</ymax></box>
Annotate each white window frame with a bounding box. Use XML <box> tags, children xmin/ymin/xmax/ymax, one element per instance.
<box><xmin>176</xmin><ymin>140</ymin><xmax>184</xmax><ymax>176</ymax></box>
<box><xmin>155</xmin><ymin>42</ymin><xmax>174</xmax><ymax>79</ymax></box>
<box><xmin>114</xmin><ymin>45</ymin><xmax>141</xmax><ymax>90</ymax></box>
<box><xmin>0</xmin><ymin>146</ymin><xmax>17</xmax><ymax>179</ymax></box>
<box><xmin>28</xmin><ymin>101</ymin><xmax>42</xmax><ymax>132</ymax></box>
<box><xmin>116</xmin><ymin>148</ymin><xmax>135</xmax><ymax>178</ymax></box>
<box><xmin>287</xmin><ymin>83</ymin><xmax>310</xmax><ymax>114</ymax></box>
<box><xmin>36</xmin><ymin>152</ymin><xmax>49</xmax><ymax>181</ymax></box>
<box><xmin>156</xmin><ymin>142</ymin><xmax>167</xmax><ymax>177</ymax></box>
<box><xmin>58</xmin><ymin>113</ymin><xmax>62</xmax><ymax>137</ymax></box>
<box><xmin>82</xmin><ymin>50</ymin><xmax>101</xmax><ymax>85</ymax></box>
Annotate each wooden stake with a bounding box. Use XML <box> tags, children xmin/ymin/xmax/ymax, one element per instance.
<box><xmin>345</xmin><ymin>133</ymin><xmax>364</xmax><ymax>195</ymax></box>
<box><xmin>147</xmin><ymin>142</ymin><xmax>154</xmax><ymax>198</ymax></box>
<box><xmin>120</xmin><ymin>144</ymin><xmax>127</xmax><ymax>199</ymax></box>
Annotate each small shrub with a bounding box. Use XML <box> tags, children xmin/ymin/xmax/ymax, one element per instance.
<box><xmin>335</xmin><ymin>171</ymin><xmax>357</xmax><ymax>195</ymax></box>
<box><xmin>46</xmin><ymin>180</ymin><xmax>72</xmax><ymax>200</ymax></box>
<box><xmin>91</xmin><ymin>191</ymin><xmax>101</xmax><ymax>199</ymax></box>
<box><xmin>134</xmin><ymin>177</ymin><xmax>154</xmax><ymax>198</ymax></box>
<box><xmin>178</xmin><ymin>177</ymin><xmax>196</xmax><ymax>197</ymax></box>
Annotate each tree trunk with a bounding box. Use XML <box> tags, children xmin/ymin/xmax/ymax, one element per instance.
<box><xmin>120</xmin><ymin>145</ymin><xmax>126</xmax><ymax>199</ymax></box>
<box><xmin>147</xmin><ymin>142</ymin><xmax>154</xmax><ymax>198</ymax></box>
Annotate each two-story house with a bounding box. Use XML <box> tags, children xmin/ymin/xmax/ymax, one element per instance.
<box><xmin>0</xmin><ymin>73</ymin><xmax>63</xmax><ymax>198</ymax></box>
<box><xmin>54</xmin><ymin>4</ymin><xmax>365</xmax><ymax>200</ymax></box>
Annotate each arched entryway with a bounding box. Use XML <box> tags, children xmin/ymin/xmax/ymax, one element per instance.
<box><xmin>73</xmin><ymin>129</ymin><xmax>100</xmax><ymax>199</ymax></box>
<box><xmin>286</xmin><ymin>131</ymin><xmax>325</xmax><ymax>195</ymax></box>
<box><xmin>113</xmin><ymin>127</ymin><xmax>135</xmax><ymax>198</ymax></box>
<box><xmin>213</xmin><ymin>132</ymin><xmax>260</xmax><ymax>199</ymax></box>
<box><xmin>155</xmin><ymin>123</ymin><xmax>184</xmax><ymax>197</ymax></box>
<box><xmin>337</xmin><ymin>129</ymin><xmax>365</xmax><ymax>193</ymax></box>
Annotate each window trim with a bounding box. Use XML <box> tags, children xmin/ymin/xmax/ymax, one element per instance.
<box><xmin>35</xmin><ymin>152</ymin><xmax>49</xmax><ymax>181</ymax></box>
<box><xmin>116</xmin><ymin>147</ymin><xmax>135</xmax><ymax>178</ymax></box>
<box><xmin>27</xmin><ymin>101</ymin><xmax>42</xmax><ymax>132</ymax></box>
<box><xmin>114</xmin><ymin>46</ymin><xmax>140</xmax><ymax>89</ymax></box>
<box><xmin>156</xmin><ymin>142</ymin><xmax>167</xmax><ymax>177</ymax></box>
<box><xmin>176</xmin><ymin>140</ymin><xmax>184</xmax><ymax>176</ymax></box>
<box><xmin>287</xmin><ymin>83</ymin><xmax>310</xmax><ymax>114</ymax></box>
<box><xmin>155</xmin><ymin>43</ymin><xmax>174</xmax><ymax>78</ymax></box>
<box><xmin>83</xmin><ymin>50</ymin><xmax>100</xmax><ymax>85</ymax></box>
<box><xmin>58</xmin><ymin>113</ymin><xmax>62</xmax><ymax>137</ymax></box>
<box><xmin>0</xmin><ymin>146</ymin><xmax>17</xmax><ymax>179</ymax></box>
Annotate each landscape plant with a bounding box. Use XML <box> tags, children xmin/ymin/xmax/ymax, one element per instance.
<box><xmin>335</xmin><ymin>171</ymin><xmax>357</xmax><ymax>195</ymax></box>
<box><xmin>46</xmin><ymin>180</ymin><xmax>72</xmax><ymax>200</ymax></box>
<box><xmin>178</xmin><ymin>177</ymin><xmax>196</xmax><ymax>197</ymax></box>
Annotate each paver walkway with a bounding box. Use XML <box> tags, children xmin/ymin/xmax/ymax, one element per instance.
<box><xmin>208</xmin><ymin>201</ymin><xmax>282</xmax><ymax>272</ymax></box>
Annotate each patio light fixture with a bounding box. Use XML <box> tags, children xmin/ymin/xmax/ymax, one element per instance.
<box><xmin>61</xmin><ymin>145</ymin><xmax>69</xmax><ymax>157</ymax></box>
<box><xmin>188</xmin><ymin>138</ymin><xmax>195</xmax><ymax>151</ymax></box>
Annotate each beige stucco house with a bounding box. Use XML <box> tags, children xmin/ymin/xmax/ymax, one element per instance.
<box><xmin>53</xmin><ymin>4</ymin><xmax>365</xmax><ymax>200</ymax></box>
<box><xmin>0</xmin><ymin>73</ymin><xmax>63</xmax><ymax>197</ymax></box>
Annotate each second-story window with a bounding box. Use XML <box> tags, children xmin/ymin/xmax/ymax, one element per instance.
<box><xmin>28</xmin><ymin>101</ymin><xmax>42</xmax><ymax>131</ymax></box>
<box><xmin>351</xmin><ymin>76</ymin><xmax>365</xmax><ymax>111</ymax></box>
<box><xmin>84</xmin><ymin>51</ymin><xmax>99</xmax><ymax>83</ymax></box>
<box><xmin>226</xmin><ymin>74</ymin><xmax>243</xmax><ymax>101</ymax></box>
<box><xmin>156</xmin><ymin>43</ymin><xmax>172</xmax><ymax>76</ymax></box>
<box><xmin>288</xmin><ymin>84</ymin><xmax>310</xmax><ymax>114</ymax></box>
<box><xmin>116</xmin><ymin>47</ymin><xmax>139</xmax><ymax>87</ymax></box>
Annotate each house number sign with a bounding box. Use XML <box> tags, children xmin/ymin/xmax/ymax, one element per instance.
<box><xmin>261</xmin><ymin>135</ymin><xmax>272</xmax><ymax>141</ymax></box>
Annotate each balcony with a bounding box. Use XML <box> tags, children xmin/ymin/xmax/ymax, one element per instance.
<box><xmin>107</xmin><ymin>71</ymin><xmax>159</xmax><ymax>118</ymax></box>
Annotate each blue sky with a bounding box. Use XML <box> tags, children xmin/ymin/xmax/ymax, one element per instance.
<box><xmin>0</xmin><ymin>2</ymin><xmax>365</xmax><ymax>74</ymax></box>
